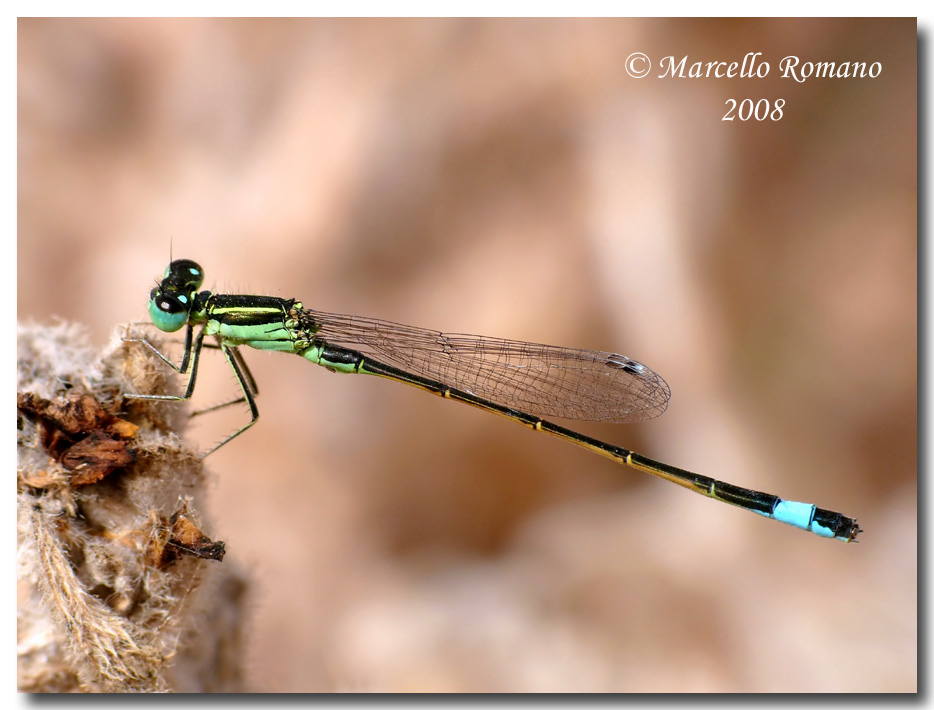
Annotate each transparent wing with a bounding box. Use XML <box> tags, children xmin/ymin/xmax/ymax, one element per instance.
<box><xmin>303</xmin><ymin>309</ymin><xmax>670</xmax><ymax>423</ymax></box>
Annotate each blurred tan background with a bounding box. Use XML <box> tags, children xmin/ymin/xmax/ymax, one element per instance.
<box><xmin>18</xmin><ymin>18</ymin><xmax>916</xmax><ymax>692</ymax></box>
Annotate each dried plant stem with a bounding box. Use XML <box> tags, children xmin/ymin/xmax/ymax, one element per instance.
<box><xmin>17</xmin><ymin>321</ymin><xmax>247</xmax><ymax>693</ymax></box>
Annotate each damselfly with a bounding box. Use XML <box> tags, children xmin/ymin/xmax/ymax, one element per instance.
<box><xmin>125</xmin><ymin>259</ymin><xmax>861</xmax><ymax>542</ymax></box>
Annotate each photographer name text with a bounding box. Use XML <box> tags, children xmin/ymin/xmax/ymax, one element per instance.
<box><xmin>657</xmin><ymin>52</ymin><xmax>881</xmax><ymax>82</ymax></box>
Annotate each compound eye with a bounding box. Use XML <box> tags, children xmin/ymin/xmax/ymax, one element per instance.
<box><xmin>166</xmin><ymin>259</ymin><xmax>204</xmax><ymax>290</ymax></box>
<box><xmin>148</xmin><ymin>293</ymin><xmax>189</xmax><ymax>332</ymax></box>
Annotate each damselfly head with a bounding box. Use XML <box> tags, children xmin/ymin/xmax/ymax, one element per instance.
<box><xmin>148</xmin><ymin>259</ymin><xmax>203</xmax><ymax>332</ymax></box>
